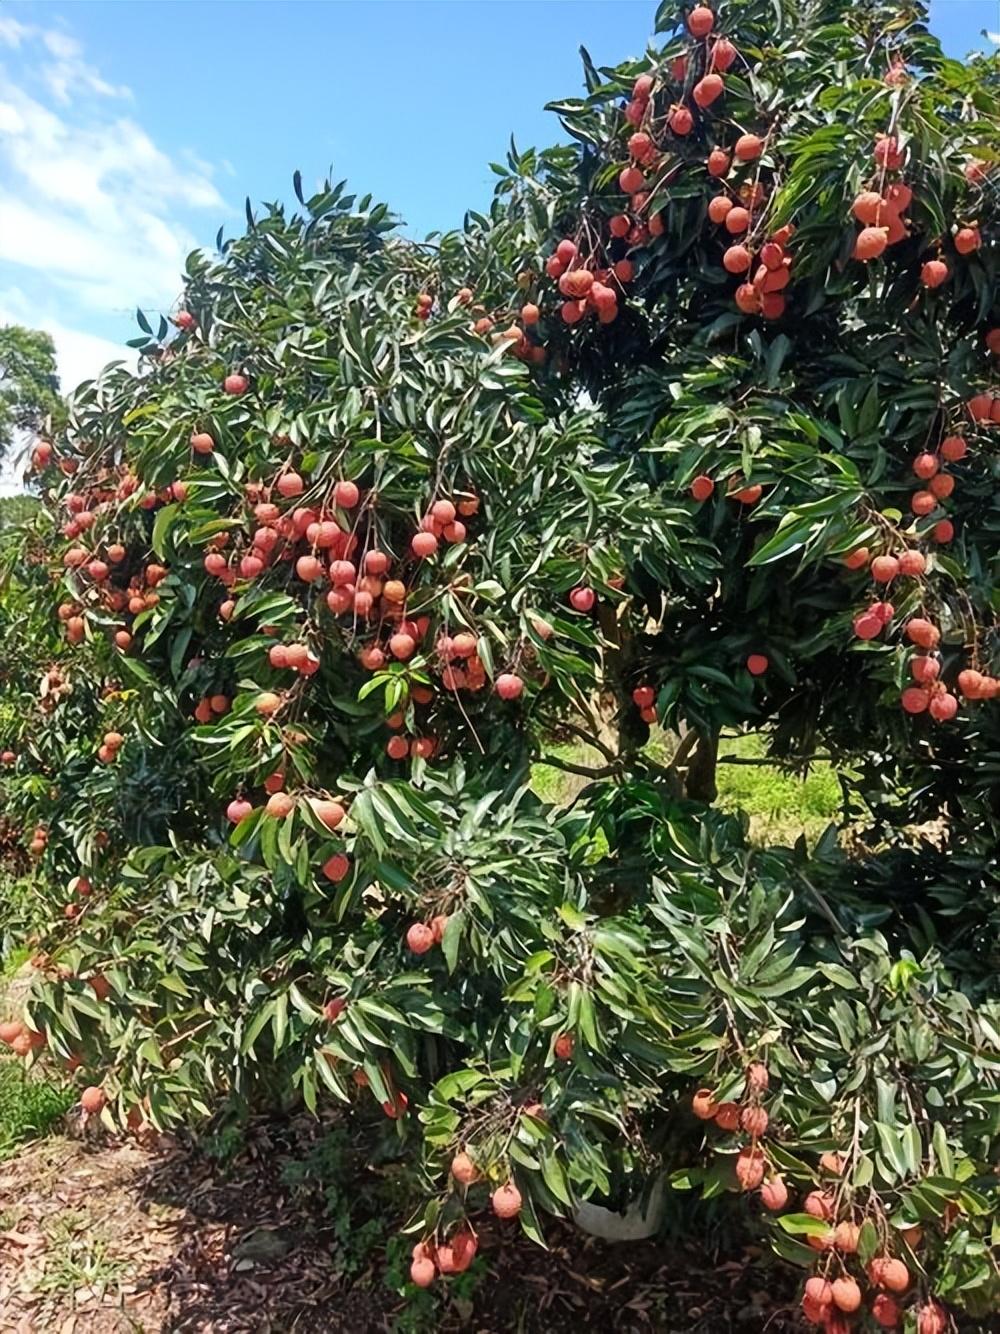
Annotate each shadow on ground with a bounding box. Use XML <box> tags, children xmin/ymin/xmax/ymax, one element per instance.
<box><xmin>0</xmin><ymin>1110</ymin><xmax>804</xmax><ymax>1333</ymax></box>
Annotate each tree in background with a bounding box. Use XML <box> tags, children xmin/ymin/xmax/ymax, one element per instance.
<box><xmin>0</xmin><ymin>325</ymin><xmax>60</xmax><ymax>462</ymax></box>
<box><xmin>1</xmin><ymin>0</ymin><xmax>998</xmax><ymax>1329</ymax></box>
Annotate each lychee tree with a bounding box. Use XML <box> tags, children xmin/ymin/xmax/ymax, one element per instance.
<box><xmin>2</xmin><ymin>0</ymin><xmax>999</xmax><ymax>1326</ymax></box>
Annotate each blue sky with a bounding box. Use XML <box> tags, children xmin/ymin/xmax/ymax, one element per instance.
<box><xmin>0</xmin><ymin>0</ymin><xmax>995</xmax><ymax>390</ymax></box>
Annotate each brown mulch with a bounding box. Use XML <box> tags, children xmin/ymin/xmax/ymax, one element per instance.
<box><xmin>0</xmin><ymin>1113</ymin><xmax>805</xmax><ymax>1334</ymax></box>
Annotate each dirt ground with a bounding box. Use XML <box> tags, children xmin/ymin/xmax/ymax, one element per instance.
<box><xmin>0</xmin><ymin>1109</ymin><xmax>807</xmax><ymax>1334</ymax></box>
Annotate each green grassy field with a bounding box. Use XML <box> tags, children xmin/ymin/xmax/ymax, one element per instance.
<box><xmin>531</xmin><ymin>729</ymin><xmax>842</xmax><ymax>845</ymax></box>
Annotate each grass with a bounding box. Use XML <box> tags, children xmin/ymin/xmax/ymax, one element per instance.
<box><xmin>1</xmin><ymin>941</ymin><xmax>31</xmax><ymax>981</ymax></box>
<box><xmin>34</xmin><ymin>1208</ymin><xmax>130</xmax><ymax>1299</ymax></box>
<box><xmin>0</xmin><ymin>1058</ymin><xmax>74</xmax><ymax>1161</ymax></box>
<box><xmin>715</xmin><ymin>732</ymin><xmax>842</xmax><ymax>843</ymax></box>
<box><xmin>0</xmin><ymin>945</ymin><xmax>75</xmax><ymax>1161</ymax></box>
<box><xmin>531</xmin><ymin>728</ymin><xmax>842</xmax><ymax>845</ymax></box>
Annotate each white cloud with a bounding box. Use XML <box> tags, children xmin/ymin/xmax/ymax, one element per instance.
<box><xmin>41</xmin><ymin>30</ymin><xmax>132</xmax><ymax>106</ymax></box>
<box><xmin>0</xmin><ymin>16</ymin><xmax>226</xmax><ymax>382</ymax></box>
<box><xmin>0</xmin><ymin>17</ymin><xmax>29</xmax><ymax>49</ymax></box>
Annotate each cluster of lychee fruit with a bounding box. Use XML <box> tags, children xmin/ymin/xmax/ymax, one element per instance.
<box><xmin>544</xmin><ymin>237</ymin><xmax>629</xmax><ymax>327</ymax></box>
<box><xmin>409</xmin><ymin>1227</ymin><xmax>479</xmax><ymax>1287</ymax></box>
<box><xmin>799</xmin><ymin>1174</ymin><xmax>943</xmax><ymax>1332</ymax></box>
<box><xmin>0</xmin><ymin>1017</ymin><xmax>46</xmax><ymax>1058</ymax></box>
<box><xmin>406</xmin><ymin>914</ymin><xmax>450</xmax><ymax>955</ymax></box>
<box><xmin>692</xmin><ymin>1061</ymin><xmax>776</xmax><ymax>1198</ymax></box>
<box><xmin>850</xmin><ymin>159</ymin><xmax>913</xmax><ymax>263</ymax></box>
<box><xmin>409</xmin><ymin>1150</ymin><xmax>525</xmax><ymax>1287</ymax></box>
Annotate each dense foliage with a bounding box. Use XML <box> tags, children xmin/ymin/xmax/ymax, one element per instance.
<box><xmin>0</xmin><ymin>324</ymin><xmax>60</xmax><ymax>461</ymax></box>
<box><xmin>1</xmin><ymin>0</ymin><xmax>998</xmax><ymax>1328</ymax></box>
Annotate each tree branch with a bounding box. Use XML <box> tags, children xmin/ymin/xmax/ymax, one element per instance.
<box><xmin>535</xmin><ymin>754</ymin><xmax>619</xmax><ymax>779</ymax></box>
<box><xmin>664</xmin><ymin>728</ymin><xmax>699</xmax><ymax>773</ymax></box>
<box><xmin>717</xmin><ymin>754</ymin><xmax>832</xmax><ymax>766</ymax></box>
<box><xmin>538</xmin><ymin>714</ymin><xmax>618</xmax><ymax>763</ymax></box>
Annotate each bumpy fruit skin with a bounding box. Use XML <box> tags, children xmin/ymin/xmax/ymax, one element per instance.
<box><xmin>954</xmin><ymin>226</ymin><xmax>980</xmax><ymax>254</ymax></box>
<box><xmin>803</xmin><ymin>1190</ymin><xmax>834</xmax><ymax>1221</ymax></box>
<box><xmin>411</xmin><ymin>531</ymin><xmax>438</xmax><ymax>558</ymax></box>
<box><xmin>855</xmin><ymin>226</ymin><xmax>889</xmax><ymax>261</ymax></box>
<box><xmin>81</xmin><ymin>1086</ymin><xmax>106</xmax><ymax>1115</ymax></box>
<box><xmin>852</xmin><ymin>191</ymin><xmax>884</xmax><ymax>224</ymax></box>
<box><xmin>693</xmin><ymin>73</ymin><xmax>724</xmax><ymax>107</ymax></box>
<box><xmin>406</xmin><ymin>922</ymin><xmax>435</xmax><ymax>954</ymax></box>
<box><xmin>710</xmin><ymin>37</ymin><xmax>736</xmax><ymax>70</ymax></box>
<box><xmin>451</xmin><ymin>1152</ymin><xmax>480</xmax><ymax>1185</ymax></box>
<box><xmin>760</xmin><ymin>1176</ymin><xmax>788</xmax><ymax>1210</ymax></box>
<box><xmin>834</xmin><ymin>1221</ymin><xmax>860</xmax><ymax>1253</ymax></box>
<box><xmin>735</xmin><ymin>1146</ymin><xmax>765</xmax><ymax>1190</ymax></box>
<box><xmin>554</xmin><ymin>1032</ymin><xmax>575</xmax><ymax>1060</ymax></box>
<box><xmin>871</xmin><ymin>1293</ymin><xmax>901</xmax><ymax>1328</ymax></box>
<box><xmin>905</xmin><ymin>618</ymin><xmax>940</xmax><ymax>649</ymax></box>
<box><xmin>322</xmin><ymin>853</ymin><xmax>350</xmax><ymax>883</ymax></box>
<box><xmin>491</xmin><ymin>1182</ymin><xmax>523</xmax><ymax>1219</ymax></box>
<box><xmin>805</xmin><ymin>1277</ymin><xmax>833</xmax><ymax>1308</ymax></box>
<box><xmin>916</xmin><ymin>1301</ymin><xmax>947</xmax><ymax>1334</ymax></box>
<box><xmin>687</xmin><ymin>5</ymin><xmax>715</xmax><ymax>38</ymax></box>
<box><xmin>870</xmin><ymin>555</ymin><xmax>899</xmax><ymax>582</ymax></box>
<box><xmin>901</xmin><ymin>687</ymin><xmax>930</xmax><ymax>714</ymax></box>
<box><xmin>692</xmin><ymin>1088</ymin><xmax>717</xmax><ymax>1119</ymax></box>
<box><xmin>831</xmin><ymin>1277</ymin><xmax>861</xmax><ymax>1312</ymax></box>
<box><xmin>265</xmin><ymin>792</ymin><xmax>294</xmax><ymax>818</ymax></box>
<box><xmin>898</xmin><ymin>550</ymin><xmax>926</xmax><ymax>577</ymax></box>
<box><xmin>496</xmin><ymin>673</ymin><xmax>524</xmax><ymax>700</ymax></box>
<box><xmin>409</xmin><ymin>1256</ymin><xmax>436</xmax><ymax>1287</ymax></box>
<box><xmin>921</xmin><ymin>259</ymin><xmax>949</xmax><ymax>288</ymax></box>
<box><xmin>746</xmin><ymin>654</ymin><xmax>768</xmax><ymax>677</ymax></box>
<box><xmin>745</xmin><ymin>1060</ymin><xmax>769</xmax><ymax>1093</ymax></box>
<box><xmin>734</xmin><ymin>133</ymin><xmax>763</xmax><ymax>161</ymax></box>
<box><xmin>669</xmin><ymin>105</ymin><xmax>694</xmax><ymax>136</ymax></box>
<box><xmin>869</xmin><ymin>1257</ymin><xmax>910</xmax><ymax>1293</ymax></box>
<box><xmin>740</xmin><ymin>1104</ymin><xmax>768</xmax><ymax>1136</ymax></box>
<box><xmin>928</xmin><ymin>692</ymin><xmax>957</xmax><ymax>722</ymax></box>
<box><xmin>714</xmin><ymin>1101</ymin><xmax>740</xmax><ymax>1131</ymax></box>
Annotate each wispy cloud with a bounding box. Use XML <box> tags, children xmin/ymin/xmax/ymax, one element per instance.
<box><xmin>0</xmin><ymin>16</ymin><xmax>226</xmax><ymax>388</ymax></box>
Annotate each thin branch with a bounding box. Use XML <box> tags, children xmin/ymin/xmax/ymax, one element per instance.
<box><xmin>534</xmin><ymin>754</ymin><xmax>619</xmax><ymax>779</ymax></box>
<box><xmin>538</xmin><ymin>714</ymin><xmax>618</xmax><ymax>763</ymax></box>
<box><xmin>718</xmin><ymin>754</ymin><xmax>832</xmax><ymax>766</ymax></box>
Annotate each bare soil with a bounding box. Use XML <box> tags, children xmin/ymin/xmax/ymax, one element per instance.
<box><xmin>0</xmin><ymin>1112</ymin><xmax>806</xmax><ymax>1334</ymax></box>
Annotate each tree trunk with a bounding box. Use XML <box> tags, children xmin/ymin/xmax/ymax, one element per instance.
<box><xmin>681</xmin><ymin>727</ymin><xmax>718</xmax><ymax>803</ymax></box>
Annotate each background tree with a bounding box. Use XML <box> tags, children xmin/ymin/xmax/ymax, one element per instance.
<box><xmin>0</xmin><ymin>0</ymin><xmax>998</xmax><ymax>1329</ymax></box>
<box><xmin>0</xmin><ymin>324</ymin><xmax>60</xmax><ymax>461</ymax></box>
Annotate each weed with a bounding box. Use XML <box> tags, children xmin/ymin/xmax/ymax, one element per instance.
<box><xmin>34</xmin><ymin>1211</ymin><xmax>129</xmax><ymax>1298</ymax></box>
<box><xmin>0</xmin><ymin>1059</ymin><xmax>74</xmax><ymax>1160</ymax></box>
<box><xmin>281</xmin><ymin>1126</ymin><xmax>385</xmax><ymax>1275</ymax></box>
